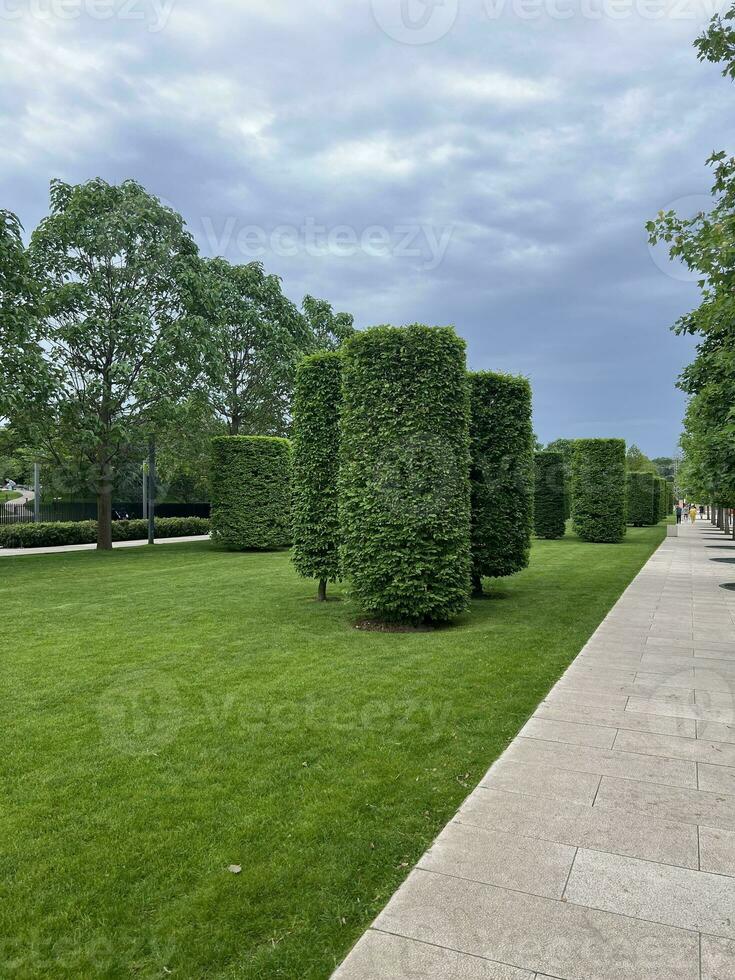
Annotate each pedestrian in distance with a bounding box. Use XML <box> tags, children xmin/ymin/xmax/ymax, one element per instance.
<box><xmin>689</xmin><ymin>505</ymin><xmax>697</xmax><ymax>524</ymax></box>
<box><xmin>675</xmin><ymin>504</ymin><xmax>683</xmax><ymax>524</ymax></box>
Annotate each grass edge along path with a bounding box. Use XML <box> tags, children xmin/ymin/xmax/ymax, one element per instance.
<box><xmin>0</xmin><ymin>525</ymin><xmax>665</xmax><ymax>978</ymax></box>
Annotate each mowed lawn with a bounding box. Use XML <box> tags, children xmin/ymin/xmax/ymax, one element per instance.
<box><xmin>1</xmin><ymin>526</ymin><xmax>665</xmax><ymax>979</ymax></box>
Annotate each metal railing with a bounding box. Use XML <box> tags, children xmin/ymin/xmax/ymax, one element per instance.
<box><xmin>0</xmin><ymin>500</ymin><xmax>210</xmax><ymax>525</ymax></box>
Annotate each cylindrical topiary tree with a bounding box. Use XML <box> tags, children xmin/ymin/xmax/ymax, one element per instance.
<box><xmin>627</xmin><ymin>471</ymin><xmax>656</xmax><ymax>526</ymax></box>
<box><xmin>339</xmin><ymin>324</ymin><xmax>471</xmax><ymax>624</ymax></box>
<box><xmin>572</xmin><ymin>438</ymin><xmax>627</xmax><ymax>543</ymax></box>
<box><xmin>210</xmin><ymin>435</ymin><xmax>291</xmax><ymax>550</ymax></box>
<box><xmin>534</xmin><ymin>451</ymin><xmax>566</xmax><ymax>539</ymax></box>
<box><xmin>469</xmin><ymin>371</ymin><xmax>534</xmax><ymax>595</ymax></box>
<box><xmin>291</xmin><ymin>351</ymin><xmax>343</xmax><ymax>600</ymax></box>
<box><xmin>652</xmin><ymin>475</ymin><xmax>663</xmax><ymax>523</ymax></box>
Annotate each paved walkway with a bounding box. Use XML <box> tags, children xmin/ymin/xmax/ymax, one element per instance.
<box><xmin>0</xmin><ymin>534</ymin><xmax>210</xmax><ymax>557</ymax></box>
<box><xmin>333</xmin><ymin>520</ymin><xmax>735</xmax><ymax>980</ymax></box>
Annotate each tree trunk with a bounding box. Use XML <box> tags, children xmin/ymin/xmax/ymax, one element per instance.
<box><xmin>317</xmin><ymin>578</ymin><xmax>327</xmax><ymax>602</ymax></box>
<box><xmin>96</xmin><ymin>462</ymin><xmax>113</xmax><ymax>550</ymax></box>
<box><xmin>471</xmin><ymin>571</ymin><xmax>484</xmax><ymax>598</ymax></box>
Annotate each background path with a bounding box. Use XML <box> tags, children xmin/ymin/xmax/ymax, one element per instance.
<box><xmin>0</xmin><ymin>535</ymin><xmax>210</xmax><ymax>557</ymax></box>
<box><xmin>333</xmin><ymin>519</ymin><xmax>735</xmax><ymax>980</ymax></box>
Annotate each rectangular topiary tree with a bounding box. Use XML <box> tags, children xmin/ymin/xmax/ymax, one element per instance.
<box><xmin>210</xmin><ymin>435</ymin><xmax>291</xmax><ymax>550</ymax></box>
<box><xmin>469</xmin><ymin>372</ymin><xmax>534</xmax><ymax>594</ymax></box>
<box><xmin>534</xmin><ymin>451</ymin><xmax>567</xmax><ymax>539</ymax></box>
<box><xmin>627</xmin><ymin>471</ymin><xmax>656</xmax><ymax>526</ymax></box>
<box><xmin>572</xmin><ymin>438</ymin><xmax>627</xmax><ymax>542</ymax></box>
<box><xmin>339</xmin><ymin>324</ymin><xmax>471</xmax><ymax>624</ymax></box>
<box><xmin>291</xmin><ymin>351</ymin><xmax>343</xmax><ymax>600</ymax></box>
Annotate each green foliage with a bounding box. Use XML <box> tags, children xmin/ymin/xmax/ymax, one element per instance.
<box><xmin>210</xmin><ymin>436</ymin><xmax>291</xmax><ymax>550</ymax></box>
<box><xmin>627</xmin><ymin>471</ymin><xmax>656</xmax><ymax>526</ymax></box>
<box><xmin>626</xmin><ymin>444</ymin><xmax>658</xmax><ymax>474</ymax></box>
<box><xmin>469</xmin><ymin>372</ymin><xmax>534</xmax><ymax>585</ymax></box>
<box><xmin>534</xmin><ymin>452</ymin><xmax>566</xmax><ymax>539</ymax></box>
<box><xmin>339</xmin><ymin>324</ymin><xmax>471</xmax><ymax>624</ymax></box>
<box><xmin>572</xmin><ymin>438</ymin><xmax>627</xmax><ymax>543</ymax></box>
<box><xmin>8</xmin><ymin>178</ymin><xmax>210</xmax><ymax>549</ymax></box>
<box><xmin>291</xmin><ymin>352</ymin><xmax>342</xmax><ymax>592</ymax></box>
<box><xmin>648</xmin><ymin>16</ymin><xmax>735</xmax><ymax>512</ymax></box>
<box><xmin>201</xmin><ymin>258</ymin><xmax>310</xmax><ymax>437</ymax></box>
<box><xmin>301</xmin><ymin>294</ymin><xmax>355</xmax><ymax>351</ymax></box>
<box><xmin>0</xmin><ymin>516</ymin><xmax>209</xmax><ymax>549</ymax></box>
<box><xmin>545</xmin><ymin>437</ymin><xmax>575</xmax><ymax>518</ymax></box>
<box><xmin>0</xmin><ymin>211</ymin><xmax>43</xmax><ymax>419</ymax></box>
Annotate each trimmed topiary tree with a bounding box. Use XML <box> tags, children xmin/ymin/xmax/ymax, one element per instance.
<box><xmin>534</xmin><ymin>451</ymin><xmax>566</xmax><ymax>539</ymax></box>
<box><xmin>291</xmin><ymin>351</ymin><xmax>343</xmax><ymax>600</ymax></box>
<box><xmin>572</xmin><ymin>439</ymin><xmax>627</xmax><ymax>542</ymax></box>
<box><xmin>339</xmin><ymin>324</ymin><xmax>471</xmax><ymax>624</ymax></box>
<box><xmin>469</xmin><ymin>372</ymin><xmax>534</xmax><ymax>594</ymax></box>
<box><xmin>652</xmin><ymin>475</ymin><xmax>663</xmax><ymax>523</ymax></box>
<box><xmin>627</xmin><ymin>471</ymin><xmax>656</xmax><ymax>526</ymax></box>
<box><xmin>210</xmin><ymin>435</ymin><xmax>291</xmax><ymax>550</ymax></box>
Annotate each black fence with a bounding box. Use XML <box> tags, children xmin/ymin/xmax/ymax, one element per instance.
<box><xmin>0</xmin><ymin>500</ymin><xmax>210</xmax><ymax>525</ymax></box>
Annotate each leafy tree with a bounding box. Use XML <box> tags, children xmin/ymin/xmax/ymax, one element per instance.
<box><xmin>648</xmin><ymin>8</ymin><xmax>735</xmax><ymax>518</ymax></box>
<box><xmin>301</xmin><ymin>294</ymin><xmax>355</xmax><ymax>351</ymax></box>
<box><xmin>0</xmin><ymin>210</ymin><xmax>45</xmax><ymax>420</ymax></box>
<box><xmin>652</xmin><ymin>456</ymin><xmax>677</xmax><ymax>480</ymax></box>
<box><xmin>8</xmin><ymin>178</ymin><xmax>208</xmax><ymax>549</ymax></box>
<box><xmin>626</xmin><ymin>444</ymin><xmax>658</xmax><ymax>474</ymax></box>
<box><xmin>202</xmin><ymin>258</ymin><xmax>310</xmax><ymax>437</ymax></box>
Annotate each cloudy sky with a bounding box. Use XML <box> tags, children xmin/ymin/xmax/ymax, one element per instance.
<box><xmin>2</xmin><ymin>0</ymin><xmax>731</xmax><ymax>455</ymax></box>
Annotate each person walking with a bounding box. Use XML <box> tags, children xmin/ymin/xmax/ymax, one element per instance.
<box><xmin>689</xmin><ymin>505</ymin><xmax>698</xmax><ymax>524</ymax></box>
<box><xmin>675</xmin><ymin>504</ymin><xmax>683</xmax><ymax>524</ymax></box>
<box><xmin>699</xmin><ymin>505</ymin><xmax>705</xmax><ymax>520</ymax></box>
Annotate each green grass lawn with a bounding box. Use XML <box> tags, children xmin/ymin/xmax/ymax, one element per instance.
<box><xmin>0</xmin><ymin>490</ymin><xmax>21</xmax><ymax>503</ymax></box>
<box><xmin>1</xmin><ymin>526</ymin><xmax>665</xmax><ymax>979</ymax></box>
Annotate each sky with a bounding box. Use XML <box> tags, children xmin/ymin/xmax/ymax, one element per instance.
<box><xmin>2</xmin><ymin>0</ymin><xmax>732</xmax><ymax>457</ymax></box>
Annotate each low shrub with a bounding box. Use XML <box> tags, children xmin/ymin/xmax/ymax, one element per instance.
<box><xmin>572</xmin><ymin>438</ymin><xmax>627</xmax><ymax>543</ymax></box>
<box><xmin>0</xmin><ymin>517</ymin><xmax>210</xmax><ymax>549</ymax></box>
<box><xmin>534</xmin><ymin>452</ymin><xmax>566</xmax><ymax>539</ymax></box>
<box><xmin>210</xmin><ymin>436</ymin><xmax>291</xmax><ymax>550</ymax></box>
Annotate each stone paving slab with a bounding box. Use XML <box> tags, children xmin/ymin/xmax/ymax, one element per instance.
<box><xmin>332</xmin><ymin>522</ymin><xmax>735</xmax><ymax>979</ymax></box>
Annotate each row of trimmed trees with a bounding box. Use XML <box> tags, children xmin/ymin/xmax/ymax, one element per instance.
<box><xmin>210</xmin><ymin>325</ymin><xmax>534</xmax><ymax>623</ymax></box>
<box><xmin>209</xmin><ymin>326</ymin><xmax>670</xmax><ymax>624</ymax></box>
<box><xmin>536</xmin><ymin>442</ymin><xmax>673</xmax><ymax>543</ymax></box>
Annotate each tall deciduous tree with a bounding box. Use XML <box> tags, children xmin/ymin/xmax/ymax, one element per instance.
<box><xmin>14</xmin><ymin>178</ymin><xmax>208</xmax><ymax>549</ymax></box>
<box><xmin>202</xmin><ymin>258</ymin><xmax>310</xmax><ymax>437</ymax></box>
<box><xmin>301</xmin><ymin>294</ymin><xmax>355</xmax><ymax>351</ymax></box>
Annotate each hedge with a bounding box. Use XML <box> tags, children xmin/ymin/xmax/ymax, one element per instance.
<box><xmin>571</xmin><ymin>438</ymin><xmax>627</xmax><ymax>543</ymax></box>
<box><xmin>627</xmin><ymin>471</ymin><xmax>656</xmax><ymax>526</ymax></box>
<box><xmin>0</xmin><ymin>516</ymin><xmax>209</xmax><ymax>549</ymax></box>
<box><xmin>210</xmin><ymin>436</ymin><xmax>291</xmax><ymax>550</ymax></box>
<box><xmin>291</xmin><ymin>351</ymin><xmax>343</xmax><ymax>599</ymax></box>
<box><xmin>534</xmin><ymin>451</ymin><xmax>566</xmax><ymax>539</ymax></box>
<box><xmin>469</xmin><ymin>371</ymin><xmax>534</xmax><ymax>592</ymax></box>
<box><xmin>339</xmin><ymin>324</ymin><xmax>471</xmax><ymax>624</ymax></box>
